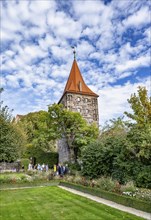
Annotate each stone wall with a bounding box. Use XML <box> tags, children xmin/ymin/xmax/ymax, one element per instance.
<box><xmin>60</xmin><ymin>93</ymin><xmax>99</xmax><ymax>125</ymax></box>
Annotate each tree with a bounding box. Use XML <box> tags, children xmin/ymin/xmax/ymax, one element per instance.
<box><xmin>19</xmin><ymin>110</ymin><xmax>58</xmax><ymax>166</ymax></box>
<box><xmin>20</xmin><ymin>110</ymin><xmax>56</xmax><ymax>152</ymax></box>
<box><xmin>48</xmin><ymin>104</ymin><xmax>99</xmax><ymax>162</ymax></box>
<box><xmin>124</xmin><ymin>86</ymin><xmax>151</xmax><ymax>128</ymax></box>
<box><xmin>0</xmin><ymin>89</ymin><xmax>27</xmax><ymax>161</ymax></box>
<box><xmin>124</xmin><ymin>86</ymin><xmax>151</xmax><ymax>160</ymax></box>
<box><xmin>101</xmin><ymin>117</ymin><xmax>128</xmax><ymax>140</ymax></box>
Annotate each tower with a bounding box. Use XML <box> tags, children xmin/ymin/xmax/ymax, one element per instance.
<box><xmin>57</xmin><ymin>51</ymin><xmax>99</xmax><ymax>163</ymax></box>
<box><xmin>58</xmin><ymin>53</ymin><xmax>99</xmax><ymax>125</ymax></box>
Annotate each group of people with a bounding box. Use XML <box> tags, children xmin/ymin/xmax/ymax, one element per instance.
<box><xmin>28</xmin><ymin>162</ymin><xmax>69</xmax><ymax>176</ymax></box>
<box><xmin>28</xmin><ymin>163</ymin><xmax>49</xmax><ymax>172</ymax></box>
<box><xmin>54</xmin><ymin>164</ymin><xmax>68</xmax><ymax>176</ymax></box>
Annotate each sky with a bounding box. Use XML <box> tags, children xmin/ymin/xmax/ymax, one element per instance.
<box><xmin>1</xmin><ymin>0</ymin><xmax>151</xmax><ymax>126</ymax></box>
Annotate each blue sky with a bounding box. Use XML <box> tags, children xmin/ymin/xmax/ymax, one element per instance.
<box><xmin>1</xmin><ymin>0</ymin><xmax>151</xmax><ymax>126</ymax></box>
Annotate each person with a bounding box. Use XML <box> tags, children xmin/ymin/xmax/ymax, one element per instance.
<box><xmin>54</xmin><ymin>164</ymin><xmax>57</xmax><ymax>175</ymax></box>
<box><xmin>28</xmin><ymin>163</ymin><xmax>32</xmax><ymax>170</ymax></box>
<box><xmin>64</xmin><ymin>164</ymin><xmax>69</xmax><ymax>175</ymax></box>
<box><xmin>37</xmin><ymin>164</ymin><xmax>41</xmax><ymax>171</ymax></box>
<box><xmin>57</xmin><ymin>164</ymin><xmax>61</xmax><ymax>176</ymax></box>
<box><xmin>60</xmin><ymin>164</ymin><xmax>64</xmax><ymax>177</ymax></box>
<box><xmin>42</xmin><ymin>163</ymin><xmax>45</xmax><ymax>171</ymax></box>
<box><xmin>46</xmin><ymin>164</ymin><xmax>48</xmax><ymax>172</ymax></box>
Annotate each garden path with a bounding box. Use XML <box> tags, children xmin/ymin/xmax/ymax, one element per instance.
<box><xmin>59</xmin><ymin>186</ymin><xmax>151</xmax><ymax>220</ymax></box>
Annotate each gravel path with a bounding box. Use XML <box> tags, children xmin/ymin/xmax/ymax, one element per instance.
<box><xmin>59</xmin><ymin>186</ymin><xmax>151</xmax><ymax>220</ymax></box>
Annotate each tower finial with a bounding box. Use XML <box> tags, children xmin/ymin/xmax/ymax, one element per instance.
<box><xmin>71</xmin><ymin>46</ymin><xmax>76</xmax><ymax>60</ymax></box>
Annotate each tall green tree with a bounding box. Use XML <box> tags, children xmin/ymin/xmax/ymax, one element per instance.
<box><xmin>48</xmin><ymin>104</ymin><xmax>99</xmax><ymax>162</ymax></box>
<box><xmin>124</xmin><ymin>86</ymin><xmax>151</xmax><ymax>128</ymax></box>
<box><xmin>0</xmin><ymin>89</ymin><xmax>27</xmax><ymax>161</ymax></box>
<box><xmin>20</xmin><ymin>110</ymin><xmax>56</xmax><ymax>152</ymax></box>
<box><xmin>124</xmin><ymin>86</ymin><xmax>151</xmax><ymax>160</ymax></box>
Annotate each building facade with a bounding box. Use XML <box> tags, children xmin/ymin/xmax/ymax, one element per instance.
<box><xmin>58</xmin><ymin>58</ymin><xmax>99</xmax><ymax>162</ymax></box>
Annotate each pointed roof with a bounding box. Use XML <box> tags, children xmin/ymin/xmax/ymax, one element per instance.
<box><xmin>59</xmin><ymin>60</ymin><xmax>98</xmax><ymax>103</ymax></box>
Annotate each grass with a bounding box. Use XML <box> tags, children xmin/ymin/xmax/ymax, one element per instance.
<box><xmin>0</xmin><ymin>180</ymin><xmax>59</xmax><ymax>189</ymax></box>
<box><xmin>0</xmin><ymin>186</ymin><xmax>145</xmax><ymax>220</ymax></box>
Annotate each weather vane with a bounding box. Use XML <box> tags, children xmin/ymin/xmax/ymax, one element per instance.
<box><xmin>71</xmin><ymin>46</ymin><xmax>76</xmax><ymax>60</ymax></box>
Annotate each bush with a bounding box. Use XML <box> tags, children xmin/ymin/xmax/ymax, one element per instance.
<box><xmin>20</xmin><ymin>158</ymin><xmax>30</xmax><ymax>171</ymax></box>
<box><xmin>81</xmin><ymin>136</ymin><xmax>151</xmax><ymax>188</ymax></box>
<box><xmin>81</xmin><ymin>142</ymin><xmax>104</xmax><ymax>178</ymax></box>
<box><xmin>135</xmin><ymin>166</ymin><xmax>151</xmax><ymax>188</ymax></box>
<box><xmin>121</xmin><ymin>181</ymin><xmax>136</xmax><ymax>193</ymax></box>
<box><xmin>96</xmin><ymin>177</ymin><xmax>117</xmax><ymax>192</ymax></box>
<box><xmin>0</xmin><ymin>173</ymin><xmax>32</xmax><ymax>184</ymax></box>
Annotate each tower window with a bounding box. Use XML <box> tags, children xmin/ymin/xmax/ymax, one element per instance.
<box><xmin>67</xmin><ymin>95</ymin><xmax>72</xmax><ymax>101</ymax></box>
<box><xmin>79</xmin><ymin>81</ymin><xmax>82</xmax><ymax>91</ymax></box>
<box><xmin>77</xmin><ymin>97</ymin><xmax>81</xmax><ymax>102</ymax></box>
<box><xmin>77</xmin><ymin>108</ymin><xmax>81</xmax><ymax>112</ymax></box>
<box><xmin>85</xmin><ymin>98</ymin><xmax>88</xmax><ymax>103</ymax></box>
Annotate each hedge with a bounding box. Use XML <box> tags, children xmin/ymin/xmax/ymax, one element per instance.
<box><xmin>59</xmin><ymin>182</ymin><xmax>151</xmax><ymax>213</ymax></box>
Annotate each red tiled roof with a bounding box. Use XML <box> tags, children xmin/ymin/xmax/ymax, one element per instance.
<box><xmin>61</xmin><ymin>60</ymin><xmax>98</xmax><ymax>100</ymax></box>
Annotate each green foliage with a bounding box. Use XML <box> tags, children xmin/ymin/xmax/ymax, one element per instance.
<box><xmin>20</xmin><ymin>110</ymin><xmax>56</xmax><ymax>151</ymax></box>
<box><xmin>124</xmin><ymin>86</ymin><xmax>151</xmax><ymax>128</ymax></box>
<box><xmin>19</xmin><ymin>110</ymin><xmax>58</xmax><ymax>166</ymax></box>
<box><xmin>0</xmin><ymin>116</ymin><xmax>27</xmax><ymax>162</ymax></box>
<box><xmin>95</xmin><ymin>177</ymin><xmax>117</xmax><ymax>192</ymax></box>
<box><xmin>25</xmin><ymin>145</ymin><xmax>58</xmax><ymax>168</ymax></box>
<box><xmin>20</xmin><ymin>158</ymin><xmax>30</xmax><ymax>171</ymax></box>
<box><xmin>135</xmin><ymin>166</ymin><xmax>151</xmax><ymax>188</ymax></box>
<box><xmin>81</xmin><ymin>87</ymin><xmax>151</xmax><ymax>188</ymax></box>
<box><xmin>0</xmin><ymin>173</ymin><xmax>32</xmax><ymax>184</ymax></box>
<box><xmin>0</xmin><ymin>89</ymin><xmax>27</xmax><ymax>162</ymax></box>
<box><xmin>48</xmin><ymin>104</ymin><xmax>99</xmax><ymax>162</ymax></box>
<box><xmin>0</xmin><ymin>88</ymin><xmax>13</xmax><ymax>122</ymax></box>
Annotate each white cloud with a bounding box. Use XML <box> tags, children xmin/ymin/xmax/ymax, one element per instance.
<box><xmin>116</xmin><ymin>54</ymin><xmax>150</xmax><ymax>72</ymax></box>
<box><xmin>29</xmin><ymin>0</ymin><xmax>56</xmax><ymax>14</ymax></box>
<box><xmin>47</xmin><ymin>11</ymin><xmax>82</xmax><ymax>39</ymax></box>
<box><xmin>77</xmin><ymin>41</ymin><xmax>95</xmax><ymax>59</ymax></box>
<box><xmin>144</xmin><ymin>27</ymin><xmax>151</xmax><ymax>44</ymax></box>
<box><xmin>123</xmin><ymin>6</ymin><xmax>150</xmax><ymax>28</ymax></box>
<box><xmin>98</xmin><ymin>77</ymin><xmax>150</xmax><ymax>125</ymax></box>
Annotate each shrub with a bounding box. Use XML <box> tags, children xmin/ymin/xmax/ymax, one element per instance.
<box><xmin>0</xmin><ymin>173</ymin><xmax>32</xmax><ymax>184</ymax></box>
<box><xmin>20</xmin><ymin>158</ymin><xmax>30</xmax><ymax>171</ymax></box>
<box><xmin>121</xmin><ymin>181</ymin><xmax>136</xmax><ymax>193</ymax></box>
<box><xmin>135</xmin><ymin>166</ymin><xmax>151</xmax><ymax>188</ymax></box>
<box><xmin>96</xmin><ymin>177</ymin><xmax>117</xmax><ymax>192</ymax></box>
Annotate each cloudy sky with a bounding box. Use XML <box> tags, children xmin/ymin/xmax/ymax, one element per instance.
<box><xmin>1</xmin><ymin>0</ymin><xmax>151</xmax><ymax>126</ymax></box>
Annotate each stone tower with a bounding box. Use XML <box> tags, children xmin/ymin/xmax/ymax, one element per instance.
<box><xmin>58</xmin><ymin>55</ymin><xmax>99</xmax><ymax>162</ymax></box>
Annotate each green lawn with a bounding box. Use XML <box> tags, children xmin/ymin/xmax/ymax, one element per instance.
<box><xmin>0</xmin><ymin>186</ymin><xmax>145</xmax><ymax>220</ymax></box>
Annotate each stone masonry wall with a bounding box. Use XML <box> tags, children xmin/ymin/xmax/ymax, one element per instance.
<box><xmin>58</xmin><ymin>92</ymin><xmax>99</xmax><ymax>163</ymax></box>
<box><xmin>60</xmin><ymin>93</ymin><xmax>99</xmax><ymax>125</ymax></box>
